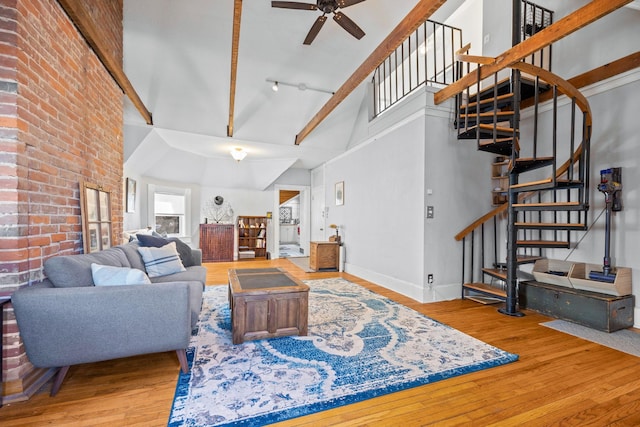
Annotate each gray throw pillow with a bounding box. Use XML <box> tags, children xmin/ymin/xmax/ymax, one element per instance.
<box><xmin>136</xmin><ymin>234</ymin><xmax>195</xmax><ymax>267</ymax></box>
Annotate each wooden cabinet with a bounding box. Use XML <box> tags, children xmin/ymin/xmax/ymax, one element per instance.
<box><xmin>309</xmin><ymin>241</ymin><xmax>339</xmax><ymax>271</ymax></box>
<box><xmin>237</xmin><ymin>216</ymin><xmax>268</xmax><ymax>259</ymax></box>
<box><xmin>491</xmin><ymin>157</ymin><xmax>509</xmax><ymax>206</ymax></box>
<box><xmin>199</xmin><ymin>224</ymin><xmax>234</xmax><ymax>262</ymax></box>
<box><xmin>519</xmin><ymin>281</ymin><xmax>634</xmax><ymax>332</ymax></box>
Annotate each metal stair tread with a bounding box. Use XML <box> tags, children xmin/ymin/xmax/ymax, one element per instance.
<box><xmin>510</xmin><ymin>178</ymin><xmax>583</xmax><ymax>192</ymax></box>
<box><xmin>482</xmin><ymin>268</ymin><xmax>507</xmax><ymax>281</ymax></box>
<box><xmin>513</xmin><ymin>201</ymin><xmax>587</xmax><ymax>211</ymax></box>
<box><xmin>458</xmin><ymin>124</ymin><xmax>517</xmax><ymax>140</ymax></box>
<box><xmin>511</xmin><ymin>157</ymin><xmax>554</xmax><ymax>174</ymax></box>
<box><xmin>463</xmin><ymin>282</ymin><xmax>507</xmax><ymax>299</ymax></box>
<box><xmin>463</xmin><ymin>75</ymin><xmax>549</xmax><ymax>109</ymax></box>
<box><xmin>516</xmin><ymin>239</ymin><xmax>570</xmax><ymax>248</ymax></box>
<box><xmin>460</xmin><ymin>93</ymin><xmax>514</xmax><ymax>113</ymax></box>
<box><xmin>458</xmin><ymin>111</ymin><xmax>514</xmax><ymax>127</ymax></box>
<box><xmin>493</xmin><ymin>256</ymin><xmax>544</xmax><ymax>269</ymax></box>
<box><xmin>478</xmin><ymin>138</ymin><xmax>517</xmax><ymax>156</ymax></box>
<box><xmin>516</xmin><ymin>255</ymin><xmax>544</xmax><ymax>264</ymax></box>
<box><xmin>515</xmin><ymin>222</ymin><xmax>587</xmax><ymax>230</ymax></box>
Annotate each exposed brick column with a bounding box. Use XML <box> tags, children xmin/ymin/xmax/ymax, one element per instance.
<box><xmin>1</xmin><ymin>0</ymin><xmax>124</xmax><ymax>402</ymax></box>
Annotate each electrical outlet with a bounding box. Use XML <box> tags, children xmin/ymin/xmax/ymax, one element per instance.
<box><xmin>427</xmin><ymin>274</ymin><xmax>434</xmax><ymax>284</ymax></box>
<box><xmin>426</xmin><ymin>206</ymin><xmax>434</xmax><ymax>219</ymax></box>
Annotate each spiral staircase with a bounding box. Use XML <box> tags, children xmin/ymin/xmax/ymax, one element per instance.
<box><xmin>452</xmin><ymin>46</ymin><xmax>592</xmax><ymax>315</ymax></box>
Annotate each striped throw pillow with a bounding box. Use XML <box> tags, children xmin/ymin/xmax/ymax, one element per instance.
<box><xmin>137</xmin><ymin>241</ymin><xmax>186</xmax><ymax>278</ymax></box>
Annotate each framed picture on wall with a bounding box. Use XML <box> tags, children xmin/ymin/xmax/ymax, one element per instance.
<box><xmin>126</xmin><ymin>178</ymin><xmax>136</xmax><ymax>213</ymax></box>
<box><xmin>335</xmin><ymin>181</ymin><xmax>344</xmax><ymax>206</ymax></box>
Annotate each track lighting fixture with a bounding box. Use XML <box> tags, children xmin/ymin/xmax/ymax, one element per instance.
<box><xmin>266</xmin><ymin>78</ymin><xmax>334</xmax><ymax>95</ymax></box>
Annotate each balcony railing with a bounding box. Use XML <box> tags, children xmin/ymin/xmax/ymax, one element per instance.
<box><xmin>371</xmin><ymin>20</ymin><xmax>462</xmax><ymax>119</ymax></box>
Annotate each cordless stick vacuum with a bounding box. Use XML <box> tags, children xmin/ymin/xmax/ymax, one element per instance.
<box><xmin>590</xmin><ymin>168</ymin><xmax>622</xmax><ymax>283</ymax></box>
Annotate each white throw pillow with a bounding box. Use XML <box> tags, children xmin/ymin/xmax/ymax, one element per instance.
<box><xmin>91</xmin><ymin>263</ymin><xmax>151</xmax><ymax>286</ymax></box>
<box><xmin>136</xmin><ymin>241</ymin><xmax>186</xmax><ymax>278</ymax></box>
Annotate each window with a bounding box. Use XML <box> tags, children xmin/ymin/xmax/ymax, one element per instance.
<box><xmin>80</xmin><ymin>181</ymin><xmax>112</xmax><ymax>253</ymax></box>
<box><xmin>149</xmin><ymin>185</ymin><xmax>191</xmax><ymax>238</ymax></box>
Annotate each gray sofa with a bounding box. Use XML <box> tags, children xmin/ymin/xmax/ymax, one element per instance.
<box><xmin>12</xmin><ymin>240</ymin><xmax>206</xmax><ymax>396</ymax></box>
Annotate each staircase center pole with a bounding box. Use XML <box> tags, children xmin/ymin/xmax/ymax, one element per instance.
<box><xmin>500</xmin><ymin>177</ymin><xmax>524</xmax><ymax>316</ymax></box>
<box><xmin>499</xmin><ymin>0</ymin><xmax>525</xmax><ymax>317</ymax></box>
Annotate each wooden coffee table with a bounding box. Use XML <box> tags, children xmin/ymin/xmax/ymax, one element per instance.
<box><xmin>228</xmin><ymin>268</ymin><xmax>309</xmax><ymax>344</ymax></box>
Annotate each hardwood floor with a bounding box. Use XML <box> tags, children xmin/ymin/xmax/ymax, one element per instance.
<box><xmin>3</xmin><ymin>258</ymin><xmax>639</xmax><ymax>426</ymax></box>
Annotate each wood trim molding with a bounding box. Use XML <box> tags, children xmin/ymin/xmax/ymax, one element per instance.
<box><xmin>434</xmin><ymin>0</ymin><xmax>633</xmax><ymax>105</ymax></box>
<box><xmin>522</xmin><ymin>51</ymin><xmax>640</xmax><ymax>109</ymax></box>
<box><xmin>294</xmin><ymin>0</ymin><xmax>447</xmax><ymax>145</ymax></box>
<box><xmin>57</xmin><ymin>0</ymin><xmax>153</xmax><ymax>125</ymax></box>
<box><xmin>227</xmin><ymin>0</ymin><xmax>242</xmax><ymax>137</ymax></box>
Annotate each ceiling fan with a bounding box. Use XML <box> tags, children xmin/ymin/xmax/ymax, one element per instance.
<box><xmin>271</xmin><ymin>0</ymin><xmax>367</xmax><ymax>45</ymax></box>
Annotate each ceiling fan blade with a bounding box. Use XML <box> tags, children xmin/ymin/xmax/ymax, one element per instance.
<box><xmin>271</xmin><ymin>1</ymin><xmax>317</xmax><ymax>11</ymax></box>
<box><xmin>303</xmin><ymin>15</ymin><xmax>327</xmax><ymax>45</ymax></box>
<box><xmin>333</xmin><ymin>11</ymin><xmax>365</xmax><ymax>40</ymax></box>
<box><xmin>337</xmin><ymin>0</ymin><xmax>366</xmax><ymax>8</ymax></box>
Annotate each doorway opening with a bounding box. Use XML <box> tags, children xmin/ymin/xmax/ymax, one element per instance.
<box><xmin>278</xmin><ymin>190</ymin><xmax>305</xmax><ymax>258</ymax></box>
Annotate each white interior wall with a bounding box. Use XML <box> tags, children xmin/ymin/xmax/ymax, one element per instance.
<box><xmin>541</xmin><ymin>77</ymin><xmax>640</xmax><ymax>326</ymax></box>
<box><xmin>445</xmin><ymin>0</ymin><xmax>484</xmax><ymax>56</ymax></box>
<box><xmin>423</xmin><ymin>93</ymin><xmax>492</xmax><ymax>302</ymax></box>
<box><xmin>319</xmin><ymin>85</ymin><xmax>488</xmax><ymax>303</ymax></box>
<box><xmin>323</xmin><ymin>113</ymin><xmax>427</xmax><ymax>301</ymax></box>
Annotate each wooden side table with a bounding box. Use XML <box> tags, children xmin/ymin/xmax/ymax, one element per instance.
<box><xmin>0</xmin><ymin>296</ymin><xmax>11</xmax><ymax>407</ymax></box>
<box><xmin>309</xmin><ymin>241</ymin><xmax>339</xmax><ymax>271</ymax></box>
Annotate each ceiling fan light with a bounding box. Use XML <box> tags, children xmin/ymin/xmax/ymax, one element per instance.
<box><xmin>231</xmin><ymin>147</ymin><xmax>247</xmax><ymax>162</ymax></box>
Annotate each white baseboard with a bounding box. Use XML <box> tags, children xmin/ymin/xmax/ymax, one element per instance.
<box><xmin>424</xmin><ymin>283</ymin><xmax>461</xmax><ymax>302</ymax></box>
<box><xmin>344</xmin><ymin>263</ymin><xmax>463</xmax><ymax>303</ymax></box>
<box><xmin>345</xmin><ymin>263</ymin><xmax>424</xmax><ymax>302</ymax></box>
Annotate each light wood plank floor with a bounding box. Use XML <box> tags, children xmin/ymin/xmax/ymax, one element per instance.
<box><xmin>3</xmin><ymin>258</ymin><xmax>639</xmax><ymax>426</ymax></box>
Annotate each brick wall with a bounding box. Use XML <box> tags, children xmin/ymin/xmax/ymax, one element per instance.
<box><xmin>0</xmin><ymin>0</ymin><xmax>124</xmax><ymax>402</ymax></box>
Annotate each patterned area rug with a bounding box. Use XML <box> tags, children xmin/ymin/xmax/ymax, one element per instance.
<box><xmin>168</xmin><ymin>278</ymin><xmax>518</xmax><ymax>426</ymax></box>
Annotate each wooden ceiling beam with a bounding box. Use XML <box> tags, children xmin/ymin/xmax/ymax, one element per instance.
<box><xmin>566</xmin><ymin>50</ymin><xmax>640</xmax><ymax>90</ymax></box>
<box><xmin>294</xmin><ymin>0</ymin><xmax>447</xmax><ymax>145</ymax></box>
<box><xmin>434</xmin><ymin>0</ymin><xmax>633</xmax><ymax>105</ymax></box>
<box><xmin>57</xmin><ymin>0</ymin><xmax>153</xmax><ymax>125</ymax></box>
<box><xmin>227</xmin><ymin>0</ymin><xmax>243</xmax><ymax>137</ymax></box>
<box><xmin>521</xmin><ymin>51</ymin><xmax>640</xmax><ymax>109</ymax></box>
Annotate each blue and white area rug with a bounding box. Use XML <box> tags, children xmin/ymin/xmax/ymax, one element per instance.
<box><xmin>168</xmin><ymin>278</ymin><xmax>518</xmax><ymax>426</ymax></box>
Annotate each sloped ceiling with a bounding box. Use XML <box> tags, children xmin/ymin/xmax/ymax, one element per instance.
<box><xmin>122</xmin><ymin>0</ymin><xmax>438</xmax><ymax>188</ymax></box>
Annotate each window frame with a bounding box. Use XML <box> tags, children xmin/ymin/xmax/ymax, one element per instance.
<box><xmin>147</xmin><ymin>184</ymin><xmax>191</xmax><ymax>239</ymax></box>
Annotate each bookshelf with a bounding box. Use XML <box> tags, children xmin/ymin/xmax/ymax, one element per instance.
<box><xmin>237</xmin><ymin>216</ymin><xmax>268</xmax><ymax>259</ymax></box>
<box><xmin>491</xmin><ymin>157</ymin><xmax>509</xmax><ymax>206</ymax></box>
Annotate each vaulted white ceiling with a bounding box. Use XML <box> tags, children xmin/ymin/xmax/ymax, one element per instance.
<box><xmin>122</xmin><ymin>0</ymin><xmax>465</xmax><ymax>188</ymax></box>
